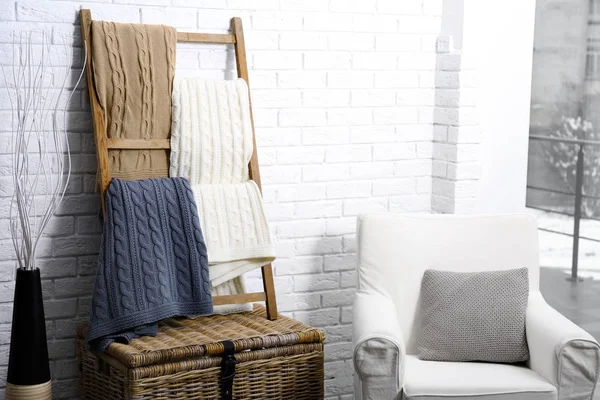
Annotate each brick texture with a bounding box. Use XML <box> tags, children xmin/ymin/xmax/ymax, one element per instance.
<box><xmin>0</xmin><ymin>1</ymin><xmax>463</xmax><ymax>398</ymax></box>
<box><xmin>431</xmin><ymin>35</ymin><xmax>481</xmax><ymax>214</ymax></box>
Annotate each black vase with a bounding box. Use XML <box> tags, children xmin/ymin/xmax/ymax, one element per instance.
<box><xmin>6</xmin><ymin>268</ymin><xmax>52</xmax><ymax>399</ymax></box>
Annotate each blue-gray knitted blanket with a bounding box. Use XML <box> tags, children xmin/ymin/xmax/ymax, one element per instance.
<box><xmin>87</xmin><ymin>177</ymin><xmax>213</xmax><ymax>351</ymax></box>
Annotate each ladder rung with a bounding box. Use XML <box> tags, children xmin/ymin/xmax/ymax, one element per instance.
<box><xmin>106</xmin><ymin>138</ymin><xmax>171</xmax><ymax>150</ymax></box>
<box><xmin>212</xmin><ymin>292</ymin><xmax>267</xmax><ymax>305</ymax></box>
<box><xmin>177</xmin><ymin>32</ymin><xmax>236</xmax><ymax>44</ymax></box>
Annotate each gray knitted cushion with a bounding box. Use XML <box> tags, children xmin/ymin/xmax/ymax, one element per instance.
<box><xmin>418</xmin><ymin>268</ymin><xmax>529</xmax><ymax>363</ymax></box>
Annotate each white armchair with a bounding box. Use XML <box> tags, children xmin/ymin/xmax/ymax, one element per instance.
<box><xmin>353</xmin><ymin>213</ymin><xmax>600</xmax><ymax>400</ymax></box>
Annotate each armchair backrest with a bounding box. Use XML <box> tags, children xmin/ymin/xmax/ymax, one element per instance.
<box><xmin>356</xmin><ymin>213</ymin><xmax>540</xmax><ymax>355</ymax></box>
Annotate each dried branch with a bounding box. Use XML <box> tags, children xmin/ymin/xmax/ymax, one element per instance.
<box><xmin>1</xmin><ymin>31</ymin><xmax>86</xmax><ymax>270</ymax></box>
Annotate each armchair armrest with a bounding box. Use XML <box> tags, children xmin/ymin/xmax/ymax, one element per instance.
<box><xmin>526</xmin><ymin>291</ymin><xmax>600</xmax><ymax>398</ymax></box>
<box><xmin>353</xmin><ymin>291</ymin><xmax>405</xmax><ymax>400</ymax></box>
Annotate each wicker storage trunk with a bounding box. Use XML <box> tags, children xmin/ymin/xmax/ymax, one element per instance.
<box><xmin>77</xmin><ymin>305</ymin><xmax>325</xmax><ymax>400</ymax></box>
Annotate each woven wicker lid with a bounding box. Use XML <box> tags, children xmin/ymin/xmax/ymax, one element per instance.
<box><xmin>78</xmin><ymin>305</ymin><xmax>325</xmax><ymax>368</ymax></box>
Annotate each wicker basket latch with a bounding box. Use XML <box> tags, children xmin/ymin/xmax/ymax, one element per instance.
<box><xmin>220</xmin><ymin>340</ymin><xmax>236</xmax><ymax>400</ymax></box>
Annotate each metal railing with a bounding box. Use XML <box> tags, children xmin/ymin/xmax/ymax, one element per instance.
<box><xmin>527</xmin><ymin>134</ymin><xmax>600</xmax><ymax>280</ymax></box>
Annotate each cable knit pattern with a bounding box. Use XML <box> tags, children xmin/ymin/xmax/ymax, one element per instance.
<box><xmin>101</xmin><ymin>22</ymin><xmax>126</xmax><ymax>141</ymax></box>
<box><xmin>163</xmin><ymin>179</ymin><xmax>192</xmax><ymax>301</ymax></box>
<box><xmin>170</xmin><ymin>78</ymin><xmax>253</xmax><ymax>184</ymax></box>
<box><xmin>91</xmin><ymin>21</ymin><xmax>176</xmax><ymax>182</ymax></box>
<box><xmin>110</xmin><ymin>188</ymin><xmax>135</xmax><ymax>314</ymax></box>
<box><xmin>128</xmin><ymin>182</ymin><xmax>159</xmax><ymax>308</ymax></box>
<box><xmin>132</xmin><ymin>24</ymin><xmax>153</xmax><ymax>140</ymax></box>
<box><xmin>142</xmin><ymin>180</ymin><xmax>171</xmax><ymax>303</ymax></box>
<box><xmin>192</xmin><ymin>185</ymin><xmax>250</xmax><ymax>314</ymax></box>
<box><xmin>170</xmin><ymin>77</ymin><xmax>275</xmax><ymax>315</ymax></box>
<box><xmin>184</xmin><ymin>182</ymin><xmax>213</xmax><ymax>300</ymax></box>
<box><xmin>191</xmin><ymin>182</ymin><xmax>275</xmax><ymax>287</ymax></box>
<box><xmin>87</xmin><ymin>178</ymin><xmax>213</xmax><ymax>352</ymax></box>
<box><xmin>92</xmin><ymin>254</ymin><xmax>109</xmax><ymax>322</ymax></box>
<box><xmin>164</xmin><ymin>28</ymin><xmax>175</xmax><ymax>98</ymax></box>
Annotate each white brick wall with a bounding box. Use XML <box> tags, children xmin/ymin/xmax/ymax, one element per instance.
<box><xmin>0</xmin><ymin>1</ymin><xmax>455</xmax><ymax>398</ymax></box>
<box><xmin>430</xmin><ymin>35</ymin><xmax>481</xmax><ymax>214</ymax></box>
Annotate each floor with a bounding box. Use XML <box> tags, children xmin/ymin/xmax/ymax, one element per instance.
<box><xmin>530</xmin><ymin>208</ymin><xmax>600</xmax><ymax>340</ymax></box>
<box><xmin>540</xmin><ymin>267</ymin><xmax>600</xmax><ymax>399</ymax></box>
<box><xmin>526</xmin><ymin>209</ymin><xmax>600</xmax><ymax>396</ymax></box>
<box><xmin>541</xmin><ymin>267</ymin><xmax>600</xmax><ymax>341</ymax></box>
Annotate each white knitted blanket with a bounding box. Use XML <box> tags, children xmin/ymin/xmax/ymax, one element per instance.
<box><xmin>170</xmin><ymin>77</ymin><xmax>275</xmax><ymax>313</ymax></box>
<box><xmin>170</xmin><ymin>78</ymin><xmax>253</xmax><ymax>184</ymax></box>
<box><xmin>194</xmin><ymin>181</ymin><xmax>274</xmax><ymax>286</ymax></box>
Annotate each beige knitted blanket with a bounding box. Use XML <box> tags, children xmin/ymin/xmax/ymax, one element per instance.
<box><xmin>91</xmin><ymin>21</ymin><xmax>176</xmax><ymax>181</ymax></box>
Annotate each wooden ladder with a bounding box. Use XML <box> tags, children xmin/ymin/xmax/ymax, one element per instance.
<box><xmin>79</xmin><ymin>9</ymin><xmax>278</xmax><ymax>320</ymax></box>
